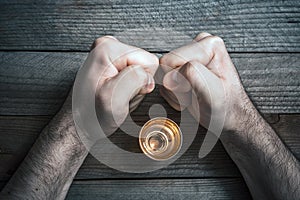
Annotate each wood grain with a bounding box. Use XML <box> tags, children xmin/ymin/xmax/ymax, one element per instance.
<box><xmin>0</xmin><ymin>114</ymin><xmax>298</xmax><ymax>183</ymax></box>
<box><xmin>0</xmin><ymin>0</ymin><xmax>299</xmax><ymax>52</ymax></box>
<box><xmin>2</xmin><ymin>179</ymin><xmax>254</xmax><ymax>199</ymax></box>
<box><xmin>65</xmin><ymin>178</ymin><xmax>252</xmax><ymax>200</ymax></box>
<box><xmin>1</xmin><ymin>179</ymin><xmax>253</xmax><ymax>199</ymax></box>
<box><xmin>0</xmin><ymin>1</ymin><xmax>298</xmax><ymax>198</ymax></box>
<box><xmin>0</xmin><ymin>52</ymin><xmax>299</xmax><ymax>115</ymax></box>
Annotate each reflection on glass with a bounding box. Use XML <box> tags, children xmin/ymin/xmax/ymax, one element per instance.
<box><xmin>139</xmin><ymin>117</ymin><xmax>182</xmax><ymax>161</ymax></box>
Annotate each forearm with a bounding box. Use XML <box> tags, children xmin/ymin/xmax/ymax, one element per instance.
<box><xmin>221</xmin><ymin>102</ymin><xmax>300</xmax><ymax>200</ymax></box>
<box><xmin>0</xmin><ymin>94</ymin><xmax>88</xmax><ymax>200</ymax></box>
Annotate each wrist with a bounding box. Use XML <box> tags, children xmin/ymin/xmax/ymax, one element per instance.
<box><xmin>47</xmin><ymin>90</ymin><xmax>88</xmax><ymax>156</ymax></box>
<box><xmin>224</xmin><ymin>91</ymin><xmax>260</xmax><ymax>133</ymax></box>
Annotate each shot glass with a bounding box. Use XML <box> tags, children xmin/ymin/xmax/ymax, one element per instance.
<box><xmin>139</xmin><ymin>117</ymin><xmax>182</xmax><ymax>161</ymax></box>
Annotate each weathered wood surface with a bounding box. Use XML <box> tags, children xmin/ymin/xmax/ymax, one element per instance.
<box><xmin>0</xmin><ymin>114</ymin><xmax>298</xmax><ymax>184</ymax></box>
<box><xmin>1</xmin><ymin>52</ymin><xmax>299</xmax><ymax>115</ymax></box>
<box><xmin>65</xmin><ymin>178</ymin><xmax>252</xmax><ymax>200</ymax></box>
<box><xmin>0</xmin><ymin>0</ymin><xmax>299</xmax><ymax>52</ymax></box>
<box><xmin>0</xmin><ymin>116</ymin><xmax>51</xmax><ymax>182</ymax></box>
<box><xmin>0</xmin><ymin>0</ymin><xmax>299</xmax><ymax>198</ymax></box>
<box><xmin>0</xmin><ymin>178</ymin><xmax>251</xmax><ymax>199</ymax></box>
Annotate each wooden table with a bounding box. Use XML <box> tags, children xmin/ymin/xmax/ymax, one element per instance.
<box><xmin>0</xmin><ymin>0</ymin><xmax>299</xmax><ymax>199</ymax></box>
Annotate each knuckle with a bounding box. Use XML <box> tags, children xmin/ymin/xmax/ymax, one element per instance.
<box><xmin>93</xmin><ymin>35</ymin><xmax>115</xmax><ymax>47</ymax></box>
<box><xmin>151</xmin><ymin>53</ymin><xmax>159</xmax><ymax>66</ymax></box>
<box><xmin>195</xmin><ymin>32</ymin><xmax>211</xmax><ymax>41</ymax></box>
<box><xmin>187</xmin><ymin>61</ymin><xmax>199</xmax><ymax>70</ymax></box>
<box><xmin>159</xmin><ymin>54</ymin><xmax>168</xmax><ymax>65</ymax></box>
<box><xmin>185</xmin><ymin>61</ymin><xmax>198</xmax><ymax>76</ymax></box>
<box><xmin>208</xmin><ymin>35</ymin><xmax>224</xmax><ymax>46</ymax></box>
<box><xmin>159</xmin><ymin>52</ymin><xmax>174</xmax><ymax>66</ymax></box>
<box><xmin>94</xmin><ymin>37</ymin><xmax>106</xmax><ymax>46</ymax></box>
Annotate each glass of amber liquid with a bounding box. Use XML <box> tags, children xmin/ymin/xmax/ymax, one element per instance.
<box><xmin>139</xmin><ymin>117</ymin><xmax>182</xmax><ymax>161</ymax></box>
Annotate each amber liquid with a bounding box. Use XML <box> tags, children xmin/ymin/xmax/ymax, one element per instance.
<box><xmin>139</xmin><ymin>117</ymin><xmax>182</xmax><ymax>161</ymax></box>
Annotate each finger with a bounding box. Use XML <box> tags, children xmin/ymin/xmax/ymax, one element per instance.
<box><xmin>129</xmin><ymin>94</ymin><xmax>145</xmax><ymax>113</ymax></box>
<box><xmin>106</xmin><ymin>65</ymin><xmax>154</xmax><ymax>99</ymax></box>
<box><xmin>91</xmin><ymin>35</ymin><xmax>118</xmax><ymax>50</ymax></box>
<box><xmin>159</xmin><ymin>88</ymin><xmax>181</xmax><ymax>111</ymax></box>
<box><xmin>162</xmin><ymin>65</ymin><xmax>195</xmax><ymax>111</ymax></box>
<box><xmin>160</xmin><ymin>35</ymin><xmax>226</xmax><ymax>73</ymax></box>
<box><xmin>160</xmin><ymin>87</ymin><xmax>191</xmax><ymax>111</ymax></box>
<box><xmin>193</xmin><ymin>32</ymin><xmax>212</xmax><ymax>42</ymax></box>
<box><xmin>170</xmin><ymin>60</ymin><xmax>222</xmax><ymax>105</ymax></box>
<box><xmin>98</xmin><ymin>65</ymin><xmax>154</xmax><ymax>126</ymax></box>
<box><xmin>93</xmin><ymin>36</ymin><xmax>159</xmax><ymax>76</ymax></box>
<box><xmin>163</xmin><ymin>68</ymin><xmax>192</xmax><ymax>92</ymax></box>
<box><xmin>160</xmin><ymin>88</ymin><xmax>179</xmax><ymax>103</ymax></box>
<box><xmin>187</xmin><ymin>91</ymin><xmax>201</xmax><ymax>122</ymax></box>
<box><xmin>159</xmin><ymin>32</ymin><xmax>212</xmax><ymax>74</ymax></box>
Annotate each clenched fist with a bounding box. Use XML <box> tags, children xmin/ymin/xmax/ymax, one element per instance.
<box><xmin>91</xmin><ymin>36</ymin><xmax>159</xmax><ymax>135</ymax></box>
<box><xmin>160</xmin><ymin>32</ymin><xmax>253</xmax><ymax>131</ymax></box>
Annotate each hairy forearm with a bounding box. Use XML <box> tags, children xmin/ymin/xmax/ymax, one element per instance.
<box><xmin>221</xmin><ymin>102</ymin><xmax>300</xmax><ymax>200</ymax></box>
<box><xmin>0</xmin><ymin>94</ymin><xmax>88</xmax><ymax>200</ymax></box>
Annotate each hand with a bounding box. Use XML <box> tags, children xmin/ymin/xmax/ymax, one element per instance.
<box><xmin>91</xmin><ymin>36</ymin><xmax>159</xmax><ymax>135</ymax></box>
<box><xmin>160</xmin><ymin>32</ymin><xmax>254</xmax><ymax>131</ymax></box>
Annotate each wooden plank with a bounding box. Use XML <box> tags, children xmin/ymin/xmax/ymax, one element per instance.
<box><xmin>0</xmin><ymin>0</ymin><xmax>299</xmax><ymax>52</ymax></box>
<box><xmin>0</xmin><ymin>116</ymin><xmax>50</xmax><ymax>155</ymax></box>
<box><xmin>0</xmin><ymin>114</ymin><xmax>298</xmax><ymax>182</ymax></box>
<box><xmin>274</xmin><ymin>115</ymin><xmax>300</xmax><ymax>155</ymax></box>
<box><xmin>0</xmin><ymin>52</ymin><xmax>299</xmax><ymax>115</ymax></box>
<box><xmin>0</xmin><ymin>52</ymin><xmax>85</xmax><ymax>115</ymax></box>
<box><xmin>65</xmin><ymin>178</ymin><xmax>252</xmax><ymax>200</ymax></box>
<box><xmin>0</xmin><ymin>116</ymin><xmax>50</xmax><ymax>182</ymax></box>
<box><xmin>0</xmin><ymin>155</ymin><xmax>15</xmax><ymax>182</ymax></box>
<box><xmin>0</xmin><ymin>178</ymin><xmax>252</xmax><ymax>199</ymax></box>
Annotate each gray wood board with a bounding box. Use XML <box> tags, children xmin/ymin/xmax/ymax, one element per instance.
<box><xmin>0</xmin><ymin>0</ymin><xmax>299</xmax><ymax>52</ymax></box>
<box><xmin>0</xmin><ymin>115</ymin><xmax>298</xmax><ymax>182</ymax></box>
<box><xmin>0</xmin><ymin>178</ymin><xmax>252</xmax><ymax>199</ymax></box>
<box><xmin>65</xmin><ymin>178</ymin><xmax>252</xmax><ymax>200</ymax></box>
<box><xmin>0</xmin><ymin>52</ymin><xmax>299</xmax><ymax>115</ymax></box>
